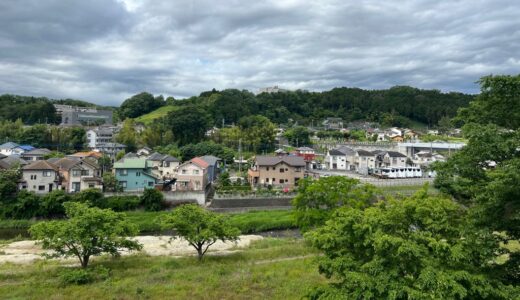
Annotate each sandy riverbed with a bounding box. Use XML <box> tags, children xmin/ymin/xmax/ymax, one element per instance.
<box><xmin>0</xmin><ymin>235</ymin><xmax>263</xmax><ymax>265</ymax></box>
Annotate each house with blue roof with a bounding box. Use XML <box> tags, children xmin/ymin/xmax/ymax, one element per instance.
<box><xmin>0</xmin><ymin>142</ymin><xmax>34</xmax><ymax>156</ymax></box>
<box><xmin>113</xmin><ymin>158</ymin><xmax>159</xmax><ymax>192</ymax></box>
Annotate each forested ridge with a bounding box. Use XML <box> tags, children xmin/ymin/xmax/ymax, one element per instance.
<box><xmin>147</xmin><ymin>86</ymin><xmax>474</xmax><ymax>128</ymax></box>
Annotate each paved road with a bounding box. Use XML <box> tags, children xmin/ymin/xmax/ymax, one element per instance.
<box><xmin>314</xmin><ymin>170</ymin><xmax>434</xmax><ymax>187</ymax></box>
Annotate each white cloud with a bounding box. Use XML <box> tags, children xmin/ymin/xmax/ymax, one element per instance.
<box><xmin>0</xmin><ymin>0</ymin><xmax>519</xmax><ymax>105</ymax></box>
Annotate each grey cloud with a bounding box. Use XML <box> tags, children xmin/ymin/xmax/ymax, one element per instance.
<box><xmin>0</xmin><ymin>0</ymin><xmax>519</xmax><ymax>105</ymax></box>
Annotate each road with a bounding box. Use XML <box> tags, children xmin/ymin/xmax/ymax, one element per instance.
<box><xmin>314</xmin><ymin>170</ymin><xmax>435</xmax><ymax>187</ymax></box>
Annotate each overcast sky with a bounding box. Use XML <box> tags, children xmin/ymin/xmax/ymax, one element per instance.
<box><xmin>1</xmin><ymin>0</ymin><xmax>519</xmax><ymax>105</ymax></box>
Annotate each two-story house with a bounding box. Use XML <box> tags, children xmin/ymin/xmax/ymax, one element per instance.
<box><xmin>113</xmin><ymin>158</ymin><xmax>159</xmax><ymax>192</ymax></box>
<box><xmin>53</xmin><ymin>157</ymin><xmax>102</xmax><ymax>193</ymax></box>
<box><xmin>19</xmin><ymin>161</ymin><xmax>60</xmax><ymax>194</ymax></box>
<box><xmin>147</xmin><ymin>152</ymin><xmax>180</xmax><ymax>179</ymax></box>
<box><xmin>21</xmin><ymin>148</ymin><xmax>52</xmax><ymax>161</ymax></box>
<box><xmin>380</xmin><ymin>151</ymin><xmax>408</xmax><ymax>168</ymax></box>
<box><xmin>200</xmin><ymin>155</ymin><xmax>220</xmax><ymax>183</ymax></box>
<box><xmin>174</xmin><ymin>157</ymin><xmax>209</xmax><ymax>191</ymax></box>
<box><xmin>248</xmin><ymin>155</ymin><xmax>306</xmax><ymax>189</ymax></box>
<box><xmin>326</xmin><ymin>146</ymin><xmax>356</xmax><ymax>170</ymax></box>
<box><xmin>0</xmin><ymin>142</ymin><xmax>32</xmax><ymax>156</ymax></box>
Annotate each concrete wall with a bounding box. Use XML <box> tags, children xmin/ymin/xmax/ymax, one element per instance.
<box><xmin>210</xmin><ymin>196</ymin><xmax>294</xmax><ymax>209</ymax></box>
<box><xmin>104</xmin><ymin>190</ymin><xmax>206</xmax><ymax>206</ymax></box>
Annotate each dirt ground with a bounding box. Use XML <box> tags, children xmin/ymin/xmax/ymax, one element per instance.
<box><xmin>0</xmin><ymin>235</ymin><xmax>263</xmax><ymax>265</ymax></box>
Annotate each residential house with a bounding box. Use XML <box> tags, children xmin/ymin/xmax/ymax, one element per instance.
<box><xmin>137</xmin><ymin>147</ymin><xmax>152</xmax><ymax>156</ymax></box>
<box><xmin>113</xmin><ymin>158</ymin><xmax>159</xmax><ymax>192</ymax></box>
<box><xmin>247</xmin><ymin>155</ymin><xmax>306</xmax><ymax>189</ymax></box>
<box><xmin>147</xmin><ymin>152</ymin><xmax>180</xmax><ymax>179</ymax></box>
<box><xmin>0</xmin><ymin>142</ymin><xmax>28</xmax><ymax>156</ymax></box>
<box><xmin>21</xmin><ymin>148</ymin><xmax>52</xmax><ymax>161</ymax></box>
<box><xmin>322</xmin><ymin>117</ymin><xmax>344</xmax><ymax>130</ymax></box>
<box><xmin>355</xmin><ymin>150</ymin><xmax>377</xmax><ymax>174</ymax></box>
<box><xmin>1</xmin><ymin>155</ymin><xmax>29</xmax><ymax>168</ymax></box>
<box><xmin>413</xmin><ymin>151</ymin><xmax>445</xmax><ymax>167</ymax></box>
<box><xmin>200</xmin><ymin>155</ymin><xmax>220</xmax><ymax>183</ymax></box>
<box><xmin>19</xmin><ymin>161</ymin><xmax>60</xmax><ymax>194</ymax></box>
<box><xmin>326</xmin><ymin>146</ymin><xmax>356</xmax><ymax>170</ymax></box>
<box><xmin>53</xmin><ymin>157</ymin><xmax>102</xmax><ymax>193</ymax></box>
<box><xmin>380</xmin><ymin>151</ymin><xmax>408</xmax><ymax>168</ymax></box>
<box><xmin>391</xmin><ymin>136</ymin><xmax>404</xmax><ymax>142</ymax></box>
<box><xmin>295</xmin><ymin>147</ymin><xmax>316</xmax><ymax>161</ymax></box>
<box><xmin>67</xmin><ymin>151</ymin><xmax>103</xmax><ymax>160</ymax></box>
<box><xmin>174</xmin><ymin>157</ymin><xmax>209</xmax><ymax>191</ymax></box>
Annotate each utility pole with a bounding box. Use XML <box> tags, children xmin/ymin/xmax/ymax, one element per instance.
<box><xmin>238</xmin><ymin>138</ymin><xmax>242</xmax><ymax>174</ymax></box>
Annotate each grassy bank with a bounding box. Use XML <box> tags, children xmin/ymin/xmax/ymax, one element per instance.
<box><xmin>125</xmin><ymin>209</ymin><xmax>297</xmax><ymax>234</ymax></box>
<box><xmin>0</xmin><ymin>238</ymin><xmax>324</xmax><ymax>299</ymax></box>
<box><xmin>0</xmin><ymin>210</ymin><xmax>297</xmax><ymax>237</ymax></box>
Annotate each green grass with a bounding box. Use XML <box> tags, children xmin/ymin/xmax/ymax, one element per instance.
<box><xmin>377</xmin><ymin>184</ymin><xmax>440</xmax><ymax>196</ymax></box>
<box><xmin>0</xmin><ymin>210</ymin><xmax>297</xmax><ymax>237</ymax></box>
<box><xmin>135</xmin><ymin>105</ymin><xmax>179</xmax><ymax>124</ymax></box>
<box><xmin>0</xmin><ymin>238</ymin><xmax>325</xmax><ymax>299</ymax></box>
<box><xmin>123</xmin><ymin>209</ymin><xmax>297</xmax><ymax>234</ymax></box>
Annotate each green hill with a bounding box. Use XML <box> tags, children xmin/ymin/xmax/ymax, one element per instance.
<box><xmin>135</xmin><ymin>105</ymin><xmax>179</xmax><ymax>124</ymax></box>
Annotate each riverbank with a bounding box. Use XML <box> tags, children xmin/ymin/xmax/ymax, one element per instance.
<box><xmin>0</xmin><ymin>234</ymin><xmax>264</xmax><ymax>265</ymax></box>
<box><xmin>0</xmin><ymin>209</ymin><xmax>297</xmax><ymax>240</ymax></box>
<box><xmin>0</xmin><ymin>238</ymin><xmax>323</xmax><ymax>299</ymax></box>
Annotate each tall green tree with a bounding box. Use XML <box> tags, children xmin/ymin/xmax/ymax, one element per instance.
<box><xmin>284</xmin><ymin>126</ymin><xmax>311</xmax><ymax>147</ymax></box>
<box><xmin>166</xmin><ymin>106</ymin><xmax>211</xmax><ymax>145</ymax></box>
<box><xmin>435</xmin><ymin>74</ymin><xmax>520</xmax><ymax>285</ymax></box>
<box><xmin>30</xmin><ymin>202</ymin><xmax>142</xmax><ymax>268</ymax></box>
<box><xmin>115</xmin><ymin>119</ymin><xmax>137</xmax><ymax>152</ymax></box>
<box><xmin>306</xmin><ymin>191</ymin><xmax>518</xmax><ymax>299</ymax></box>
<box><xmin>119</xmin><ymin>92</ymin><xmax>165</xmax><ymax>119</ymax></box>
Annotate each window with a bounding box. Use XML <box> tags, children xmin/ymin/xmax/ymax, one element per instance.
<box><xmin>272</xmin><ymin>167</ymin><xmax>276</xmax><ymax>171</ymax></box>
<box><xmin>72</xmin><ymin>170</ymin><xmax>82</xmax><ymax>176</ymax></box>
<box><xmin>272</xmin><ymin>178</ymin><xmax>275</xmax><ymax>182</ymax></box>
<box><xmin>120</xmin><ymin>169</ymin><xmax>128</xmax><ymax>176</ymax></box>
<box><xmin>265</xmin><ymin>178</ymin><xmax>269</xmax><ymax>183</ymax></box>
<box><xmin>88</xmin><ymin>184</ymin><xmax>95</xmax><ymax>188</ymax></box>
<box><xmin>81</xmin><ymin>170</ymin><xmax>89</xmax><ymax>176</ymax></box>
<box><xmin>38</xmin><ymin>185</ymin><xmax>45</xmax><ymax>191</ymax></box>
<box><xmin>120</xmin><ymin>181</ymin><xmax>127</xmax><ymax>188</ymax></box>
<box><xmin>148</xmin><ymin>182</ymin><xmax>154</xmax><ymax>187</ymax></box>
<box><xmin>182</xmin><ymin>169</ymin><xmax>187</xmax><ymax>174</ymax></box>
<box><xmin>266</xmin><ymin>167</ymin><xmax>269</xmax><ymax>171</ymax></box>
<box><xmin>136</xmin><ymin>172</ymin><xmax>141</xmax><ymax>177</ymax></box>
<box><xmin>279</xmin><ymin>179</ymin><xmax>284</xmax><ymax>184</ymax></box>
<box><xmin>193</xmin><ymin>169</ymin><xmax>199</xmax><ymax>175</ymax></box>
<box><xmin>392</xmin><ymin>158</ymin><xmax>397</xmax><ymax>164</ymax></box>
<box><xmin>30</xmin><ymin>175</ymin><xmax>37</xmax><ymax>180</ymax></box>
<box><xmin>280</xmin><ymin>168</ymin><xmax>284</xmax><ymax>173</ymax></box>
<box><xmin>295</xmin><ymin>167</ymin><xmax>301</xmax><ymax>172</ymax></box>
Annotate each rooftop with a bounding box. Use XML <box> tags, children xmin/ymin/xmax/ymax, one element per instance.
<box><xmin>22</xmin><ymin>160</ymin><xmax>58</xmax><ymax>171</ymax></box>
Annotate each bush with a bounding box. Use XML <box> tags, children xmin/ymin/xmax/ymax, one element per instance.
<box><xmin>140</xmin><ymin>189</ymin><xmax>164</xmax><ymax>211</ymax></box>
<box><xmin>73</xmin><ymin>188</ymin><xmax>105</xmax><ymax>208</ymax></box>
<box><xmin>59</xmin><ymin>266</ymin><xmax>110</xmax><ymax>285</ymax></box>
<box><xmin>105</xmin><ymin>196</ymin><xmax>140</xmax><ymax>212</ymax></box>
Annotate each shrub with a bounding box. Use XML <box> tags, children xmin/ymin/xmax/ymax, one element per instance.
<box><xmin>140</xmin><ymin>189</ymin><xmax>164</xmax><ymax>211</ymax></box>
<box><xmin>105</xmin><ymin>196</ymin><xmax>140</xmax><ymax>212</ymax></box>
<box><xmin>59</xmin><ymin>266</ymin><xmax>110</xmax><ymax>285</ymax></box>
<box><xmin>73</xmin><ymin>188</ymin><xmax>105</xmax><ymax>208</ymax></box>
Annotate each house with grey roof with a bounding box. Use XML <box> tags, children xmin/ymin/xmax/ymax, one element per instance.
<box><xmin>1</xmin><ymin>155</ymin><xmax>29</xmax><ymax>168</ymax></box>
<box><xmin>325</xmin><ymin>146</ymin><xmax>356</xmax><ymax>170</ymax></box>
<box><xmin>200</xmin><ymin>155</ymin><xmax>221</xmax><ymax>183</ymax></box>
<box><xmin>248</xmin><ymin>155</ymin><xmax>307</xmax><ymax>189</ymax></box>
<box><xmin>21</xmin><ymin>148</ymin><xmax>52</xmax><ymax>161</ymax></box>
<box><xmin>147</xmin><ymin>152</ymin><xmax>180</xmax><ymax>179</ymax></box>
<box><xmin>53</xmin><ymin>157</ymin><xmax>102</xmax><ymax>193</ymax></box>
<box><xmin>19</xmin><ymin>160</ymin><xmax>61</xmax><ymax>194</ymax></box>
